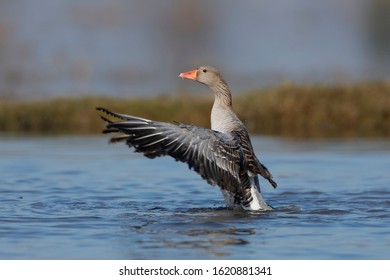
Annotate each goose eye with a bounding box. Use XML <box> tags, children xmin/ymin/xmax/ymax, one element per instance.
<box><xmin>202</xmin><ymin>69</ymin><xmax>207</xmax><ymax>73</ymax></box>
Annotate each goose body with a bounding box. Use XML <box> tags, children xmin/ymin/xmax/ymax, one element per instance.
<box><xmin>98</xmin><ymin>66</ymin><xmax>277</xmax><ymax>211</ymax></box>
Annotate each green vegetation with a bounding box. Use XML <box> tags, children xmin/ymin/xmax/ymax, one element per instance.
<box><xmin>0</xmin><ymin>82</ymin><xmax>389</xmax><ymax>138</ymax></box>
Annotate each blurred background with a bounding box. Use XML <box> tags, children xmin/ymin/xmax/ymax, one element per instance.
<box><xmin>0</xmin><ymin>0</ymin><xmax>389</xmax><ymax>99</ymax></box>
<box><xmin>1</xmin><ymin>0</ymin><xmax>390</xmax><ymax>263</ymax></box>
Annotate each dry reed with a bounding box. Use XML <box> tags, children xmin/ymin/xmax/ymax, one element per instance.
<box><xmin>0</xmin><ymin>82</ymin><xmax>389</xmax><ymax>138</ymax></box>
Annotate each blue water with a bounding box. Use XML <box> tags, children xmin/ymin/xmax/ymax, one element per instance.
<box><xmin>0</xmin><ymin>135</ymin><xmax>389</xmax><ymax>259</ymax></box>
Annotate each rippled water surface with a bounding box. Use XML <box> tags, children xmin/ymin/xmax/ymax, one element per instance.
<box><xmin>0</xmin><ymin>136</ymin><xmax>389</xmax><ymax>259</ymax></box>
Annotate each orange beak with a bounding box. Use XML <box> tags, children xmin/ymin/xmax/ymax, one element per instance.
<box><xmin>179</xmin><ymin>69</ymin><xmax>198</xmax><ymax>81</ymax></box>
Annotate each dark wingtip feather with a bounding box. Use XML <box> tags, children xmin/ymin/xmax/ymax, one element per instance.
<box><xmin>102</xmin><ymin>128</ymin><xmax>119</xmax><ymax>134</ymax></box>
<box><xmin>96</xmin><ymin>107</ymin><xmax>110</xmax><ymax>115</ymax></box>
<box><xmin>100</xmin><ymin>115</ymin><xmax>112</xmax><ymax>124</ymax></box>
<box><xmin>96</xmin><ymin>107</ymin><xmax>130</xmax><ymax>121</ymax></box>
<box><xmin>269</xmin><ymin>178</ymin><xmax>277</xmax><ymax>189</ymax></box>
<box><xmin>109</xmin><ymin>135</ymin><xmax>129</xmax><ymax>144</ymax></box>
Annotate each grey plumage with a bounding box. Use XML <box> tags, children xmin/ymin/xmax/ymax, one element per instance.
<box><xmin>98</xmin><ymin>66</ymin><xmax>277</xmax><ymax>210</ymax></box>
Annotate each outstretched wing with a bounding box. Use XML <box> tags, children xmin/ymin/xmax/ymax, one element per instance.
<box><xmin>97</xmin><ymin>107</ymin><xmax>245</xmax><ymax>193</ymax></box>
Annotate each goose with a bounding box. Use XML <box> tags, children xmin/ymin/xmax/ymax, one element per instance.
<box><xmin>97</xmin><ymin>66</ymin><xmax>277</xmax><ymax>210</ymax></box>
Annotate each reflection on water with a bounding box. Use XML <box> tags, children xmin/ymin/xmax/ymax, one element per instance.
<box><xmin>0</xmin><ymin>136</ymin><xmax>389</xmax><ymax>259</ymax></box>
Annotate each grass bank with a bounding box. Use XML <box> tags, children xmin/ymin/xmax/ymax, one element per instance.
<box><xmin>0</xmin><ymin>82</ymin><xmax>389</xmax><ymax>138</ymax></box>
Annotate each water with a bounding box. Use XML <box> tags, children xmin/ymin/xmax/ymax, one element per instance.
<box><xmin>0</xmin><ymin>135</ymin><xmax>389</xmax><ymax>259</ymax></box>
